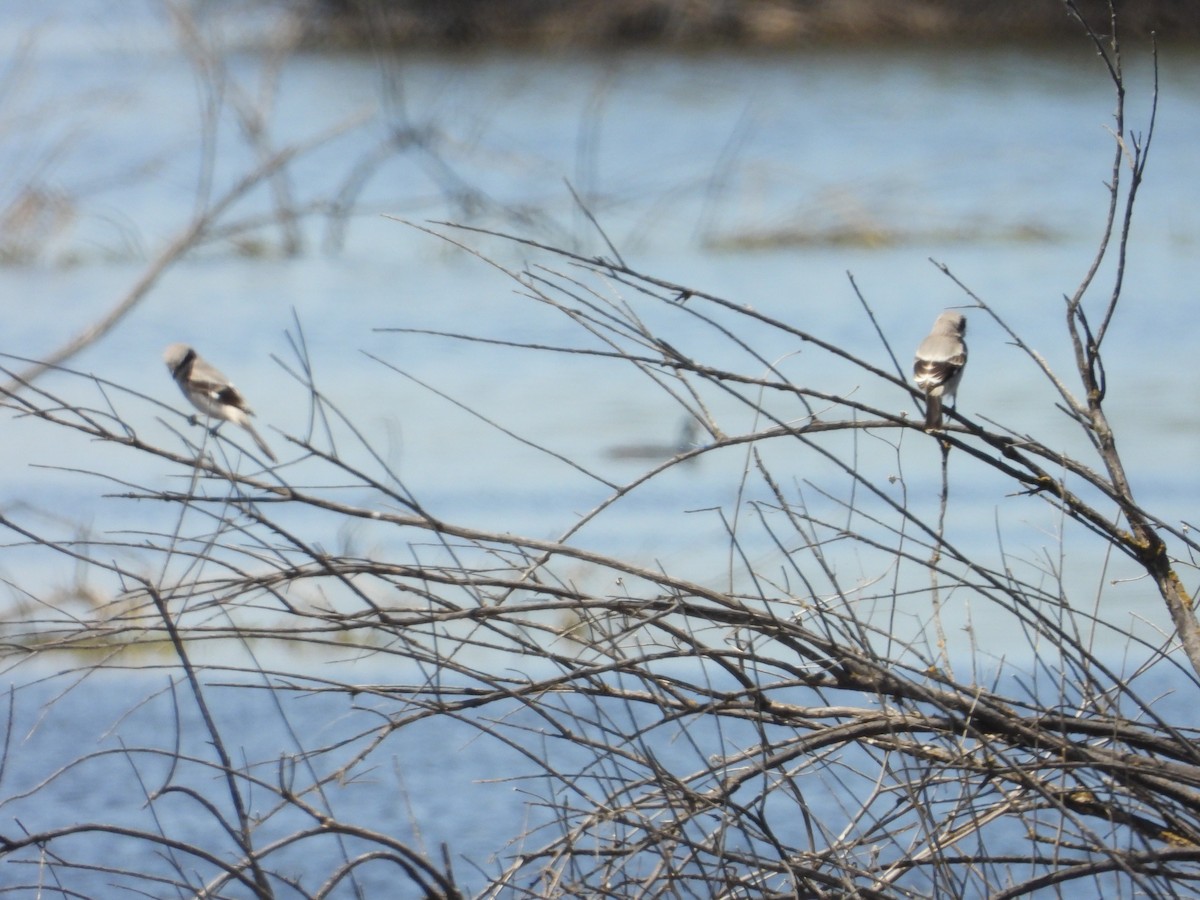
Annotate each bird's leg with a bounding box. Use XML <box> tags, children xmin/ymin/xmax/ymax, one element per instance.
<box><xmin>187</xmin><ymin>414</ymin><xmax>225</xmax><ymax>439</ymax></box>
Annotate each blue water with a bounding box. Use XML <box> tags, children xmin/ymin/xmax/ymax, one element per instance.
<box><xmin>0</xmin><ymin>2</ymin><xmax>1198</xmax><ymax>896</ymax></box>
<box><xmin>4</xmin><ymin>654</ymin><xmax>1199</xmax><ymax>897</ymax></box>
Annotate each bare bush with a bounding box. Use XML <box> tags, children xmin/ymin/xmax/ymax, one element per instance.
<box><xmin>0</xmin><ymin>3</ymin><xmax>1197</xmax><ymax>899</ymax></box>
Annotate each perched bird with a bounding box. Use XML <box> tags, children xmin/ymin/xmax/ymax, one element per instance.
<box><xmin>913</xmin><ymin>311</ymin><xmax>967</xmax><ymax>431</ymax></box>
<box><xmin>162</xmin><ymin>343</ymin><xmax>276</xmax><ymax>462</ymax></box>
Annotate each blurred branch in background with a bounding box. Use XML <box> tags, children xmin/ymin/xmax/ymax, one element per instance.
<box><xmin>0</xmin><ymin>118</ymin><xmax>361</xmax><ymax>394</ymax></box>
<box><xmin>0</xmin><ymin>0</ymin><xmax>560</xmax><ymax>392</ymax></box>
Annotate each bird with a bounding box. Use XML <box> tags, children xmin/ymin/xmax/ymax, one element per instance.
<box><xmin>913</xmin><ymin>311</ymin><xmax>967</xmax><ymax>431</ymax></box>
<box><xmin>605</xmin><ymin>417</ymin><xmax>700</xmax><ymax>464</ymax></box>
<box><xmin>162</xmin><ymin>343</ymin><xmax>276</xmax><ymax>462</ymax></box>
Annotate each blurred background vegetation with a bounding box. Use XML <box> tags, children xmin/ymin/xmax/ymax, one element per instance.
<box><xmin>290</xmin><ymin>0</ymin><xmax>1200</xmax><ymax>48</ymax></box>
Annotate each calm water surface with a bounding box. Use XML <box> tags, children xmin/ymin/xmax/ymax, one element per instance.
<box><xmin>0</xmin><ymin>5</ymin><xmax>1194</xmax><ymax>658</ymax></box>
<box><xmin>0</xmin><ymin>4</ymin><xmax>1197</xmax><ymax>893</ymax></box>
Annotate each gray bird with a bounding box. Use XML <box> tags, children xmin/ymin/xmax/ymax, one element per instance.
<box><xmin>163</xmin><ymin>343</ymin><xmax>276</xmax><ymax>462</ymax></box>
<box><xmin>913</xmin><ymin>311</ymin><xmax>967</xmax><ymax>431</ymax></box>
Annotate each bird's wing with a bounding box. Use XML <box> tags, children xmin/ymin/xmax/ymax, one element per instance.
<box><xmin>913</xmin><ymin>350</ymin><xmax>965</xmax><ymax>392</ymax></box>
<box><xmin>210</xmin><ymin>382</ymin><xmax>252</xmax><ymax>414</ymax></box>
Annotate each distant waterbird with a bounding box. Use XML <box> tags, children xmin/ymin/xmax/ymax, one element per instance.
<box><xmin>606</xmin><ymin>417</ymin><xmax>700</xmax><ymax>463</ymax></box>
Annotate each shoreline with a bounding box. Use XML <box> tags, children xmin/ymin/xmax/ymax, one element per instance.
<box><xmin>292</xmin><ymin>0</ymin><xmax>1200</xmax><ymax>50</ymax></box>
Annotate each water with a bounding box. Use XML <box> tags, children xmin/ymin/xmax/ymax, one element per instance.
<box><xmin>0</xmin><ymin>2</ymin><xmax>1198</xmax><ymax>895</ymax></box>
<box><xmin>5</xmin><ymin>655</ymin><xmax>1199</xmax><ymax>897</ymax></box>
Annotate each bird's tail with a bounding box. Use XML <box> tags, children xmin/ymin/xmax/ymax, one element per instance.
<box><xmin>923</xmin><ymin>395</ymin><xmax>943</xmax><ymax>431</ymax></box>
<box><xmin>241</xmin><ymin>420</ymin><xmax>277</xmax><ymax>462</ymax></box>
